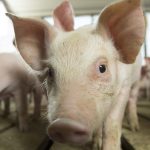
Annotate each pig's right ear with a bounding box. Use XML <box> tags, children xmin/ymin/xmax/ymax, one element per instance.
<box><xmin>97</xmin><ymin>0</ymin><xmax>145</xmax><ymax>64</ymax></box>
<box><xmin>6</xmin><ymin>13</ymin><xmax>55</xmax><ymax>71</ymax></box>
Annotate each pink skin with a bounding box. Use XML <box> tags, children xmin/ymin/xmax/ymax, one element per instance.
<box><xmin>7</xmin><ymin>0</ymin><xmax>145</xmax><ymax>149</ymax></box>
<box><xmin>0</xmin><ymin>53</ymin><xmax>42</xmax><ymax>131</ymax></box>
<box><xmin>102</xmin><ymin>83</ymin><xmax>131</xmax><ymax>150</ymax></box>
<box><xmin>139</xmin><ymin>63</ymin><xmax>150</xmax><ymax>101</ymax></box>
<box><xmin>126</xmin><ymin>81</ymin><xmax>140</xmax><ymax>131</ymax></box>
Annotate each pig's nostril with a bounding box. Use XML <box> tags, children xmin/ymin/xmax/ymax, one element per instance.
<box><xmin>55</xmin><ymin>132</ymin><xmax>63</xmax><ymax>139</ymax></box>
<box><xmin>74</xmin><ymin>131</ymin><xmax>86</xmax><ymax>136</ymax></box>
<box><xmin>48</xmin><ymin>118</ymin><xmax>91</xmax><ymax>145</ymax></box>
<box><xmin>53</xmin><ymin>132</ymin><xmax>64</xmax><ymax>143</ymax></box>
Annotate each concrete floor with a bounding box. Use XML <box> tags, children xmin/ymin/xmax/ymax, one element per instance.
<box><xmin>0</xmin><ymin>117</ymin><xmax>47</xmax><ymax>150</ymax></box>
<box><xmin>0</xmin><ymin>99</ymin><xmax>150</xmax><ymax>150</ymax></box>
<box><xmin>0</xmin><ymin>99</ymin><xmax>48</xmax><ymax>150</ymax></box>
<box><xmin>123</xmin><ymin>100</ymin><xmax>150</xmax><ymax>150</ymax></box>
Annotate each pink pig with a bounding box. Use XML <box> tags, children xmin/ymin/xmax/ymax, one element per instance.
<box><xmin>0</xmin><ymin>53</ymin><xmax>42</xmax><ymax>131</ymax></box>
<box><xmin>7</xmin><ymin>0</ymin><xmax>145</xmax><ymax>149</ymax></box>
<box><xmin>139</xmin><ymin>59</ymin><xmax>150</xmax><ymax>101</ymax></box>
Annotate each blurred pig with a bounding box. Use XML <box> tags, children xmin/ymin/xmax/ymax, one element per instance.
<box><xmin>139</xmin><ymin>59</ymin><xmax>150</xmax><ymax>101</ymax></box>
<box><xmin>0</xmin><ymin>94</ymin><xmax>12</xmax><ymax>117</ymax></box>
<box><xmin>126</xmin><ymin>78</ymin><xmax>141</xmax><ymax>131</ymax></box>
<box><xmin>8</xmin><ymin>0</ymin><xmax>145</xmax><ymax>149</ymax></box>
<box><xmin>0</xmin><ymin>53</ymin><xmax>43</xmax><ymax>131</ymax></box>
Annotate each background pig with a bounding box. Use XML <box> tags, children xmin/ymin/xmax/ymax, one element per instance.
<box><xmin>8</xmin><ymin>0</ymin><xmax>145</xmax><ymax>149</ymax></box>
<box><xmin>138</xmin><ymin>57</ymin><xmax>150</xmax><ymax>100</ymax></box>
<box><xmin>126</xmin><ymin>79</ymin><xmax>141</xmax><ymax>131</ymax></box>
<box><xmin>0</xmin><ymin>53</ymin><xmax>43</xmax><ymax>131</ymax></box>
<box><xmin>0</xmin><ymin>94</ymin><xmax>11</xmax><ymax>117</ymax></box>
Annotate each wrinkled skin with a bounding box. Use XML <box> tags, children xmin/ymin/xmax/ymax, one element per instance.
<box><xmin>0</xmin><ymin>53</ymin><xmax>42</xmax><ymax>131</ymax></box>
<box><xmin>8</xmin><ymin>0</ymin><xmax>145</xmax><ymax>149</ymax></box>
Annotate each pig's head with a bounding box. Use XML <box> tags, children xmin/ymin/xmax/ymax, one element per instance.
<box><xmin>7</xmin><ymin>0</ymin><xmax>145</xmax><ymax>147</ymax></box>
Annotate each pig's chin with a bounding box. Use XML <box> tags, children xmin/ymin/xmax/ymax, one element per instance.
<box><xmin>47</xmin><ymin>118</ymin><xmax>93</xmax><ymax>146</ymax></box>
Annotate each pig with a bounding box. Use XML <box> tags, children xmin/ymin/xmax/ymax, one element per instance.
<box><xmin>139</xmin><ymin>63</ymin><xmax>150</xmax><ymax>101</ymax></box>
<box><xmin>0</xmin><ymin>53</ymin><xmax>43</xmax><ymax>131</ymax></box>
<box><xmin>7</xmin><ymin>0</ymin><xmax>145</xmax><ymax>149</ymax></box>
<box><xmin>0</xmin><ymin>95</ymin><xmax>11</xmax><ymax>117</ymax></box>
<box><xmin>126</xmin><ymin>79</ymin><xmax>141</xmax><ymax>131</ymax></box>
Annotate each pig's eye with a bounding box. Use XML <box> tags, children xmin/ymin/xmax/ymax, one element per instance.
<box><xmin>99</xmin><ymin>65</ymin><xmax>106</xmax><ymax>73</ymax></box>
<box><xmin>48</xmin><ymin>68</ymin><xmax>54</xmax><ymax>78</ymax></box>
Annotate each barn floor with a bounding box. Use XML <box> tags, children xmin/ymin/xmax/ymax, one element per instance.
<box><xmin>0</xmin><ymin>99</ymin><xmax>150</xmax><ymax>150</ymax></box>
<box><xmin>0</xmin><ymin>98</ymin><xmax>48</xmax><ymax>150</ymax></box>
<box><xmin>123</xmin><ymin>100</ymin><xmax>150</xmax><ymax>150</ymax></box>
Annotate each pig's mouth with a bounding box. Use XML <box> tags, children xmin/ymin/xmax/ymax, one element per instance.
<box><xmin>47</xmin><ymin>118</ymin><xmax>92</xmax><ymax>146</ymax></box>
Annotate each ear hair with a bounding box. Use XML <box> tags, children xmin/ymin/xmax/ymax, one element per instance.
<box><xmin>97</xmin><ymin>0</ymin><xmax>145</xmax><ymax>64</ymax></box>
<box><xmin>6</xmin><ymin>13</ymin><xmax>56</xmax><ymax>71</ymax></box>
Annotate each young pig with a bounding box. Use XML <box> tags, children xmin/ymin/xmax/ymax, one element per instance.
<box><xmin>0</xmin><ymin>95</ymin><xmax>11</xmax><ymax>117</ymax></box>
<box><xmin>0</xmin><ymin>53</ymin><xmax>42</xmax><ymax>131</ymax></box>
<box><xmin>139</xmin><ymin>58</ymin><xmax>150</xmax><ymax>101</ymax></box>
<box><xmin>7</xmin><ymin>0</ymin><xmax>145</xmax><ymax>149</ymax></box>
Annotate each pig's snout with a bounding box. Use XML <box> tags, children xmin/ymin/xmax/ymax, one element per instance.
<box><xmin>48</xmin><ymin>118</ymin><xmax>91</xmax><ymax>146</ymax></box>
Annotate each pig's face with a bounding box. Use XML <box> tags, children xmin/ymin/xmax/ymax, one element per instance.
<box><xmin>46</xmin><ymin>28</ymin><xmax>118</xmax><ymax>145</ymax></box>
<box><xmin>8</xmin><ymin>0</ymin><xmax>145</xmax><ymax>148</ymax></box>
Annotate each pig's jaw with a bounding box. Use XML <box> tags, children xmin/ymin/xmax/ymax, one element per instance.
<box><xmin>51</xmin><ymin>134</ymin><xmax>102</xmax><ymax>150</ymax></box>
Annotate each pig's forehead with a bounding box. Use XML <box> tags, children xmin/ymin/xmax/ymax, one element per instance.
<box><xmin>47</xmin><ymin>27</ymin><xmax>118</xmax><ymax>69</ymax></box>
<box><xmin>50</xmin><ymin>28</ymin><xmax>117</xmax><ymax>57</ymax></box>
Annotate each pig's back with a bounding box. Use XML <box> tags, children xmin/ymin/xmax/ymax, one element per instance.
<box><xmin>0</xmin><ymin>53</ymin><xmax>29</xmax><ymax>92</ymax></box>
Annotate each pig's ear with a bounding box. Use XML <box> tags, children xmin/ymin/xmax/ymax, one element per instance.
<box><xmin>6</xmin><ymin>13</ymin><xmax>54</xmax><ymax>71</ymax></box>
<box><xmin>53</xmin><ymin>0</ymin><xmax>74</xmax><ymax>31</ymax></box>
<box><xmin>97</xmin><ymin>0</ymin><xmax>145</xmax><ymax>64</ymax></box>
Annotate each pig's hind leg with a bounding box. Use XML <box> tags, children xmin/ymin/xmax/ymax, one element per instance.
<box><xmin>14</xmin><ymin>89</ymin><xmax>28</xmax><ymax>131</ymax></box>
<box><xmin>126</xmin><ymin>82</ymin><xmax>140</xmax><ymax>132</ymax></box>
<box><xmin>3</xmin><ymin>97</ymin><xmax>10</xmax><ymax>117</ymax></box>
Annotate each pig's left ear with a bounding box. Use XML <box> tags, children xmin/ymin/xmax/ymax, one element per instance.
<box><xmin>97</xmin><ymin>0</ymin><xmax>145</xmax><ymax>64</ymax></box>
<box><xmin>53</xmin><ymin>0</ymin><xmax>74</xmax><ymax>31</ymax></box>
<box><xmin>6</xmin><ymin>13</ymin><xmax>55</xmax><ymax>71</ymax></box>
